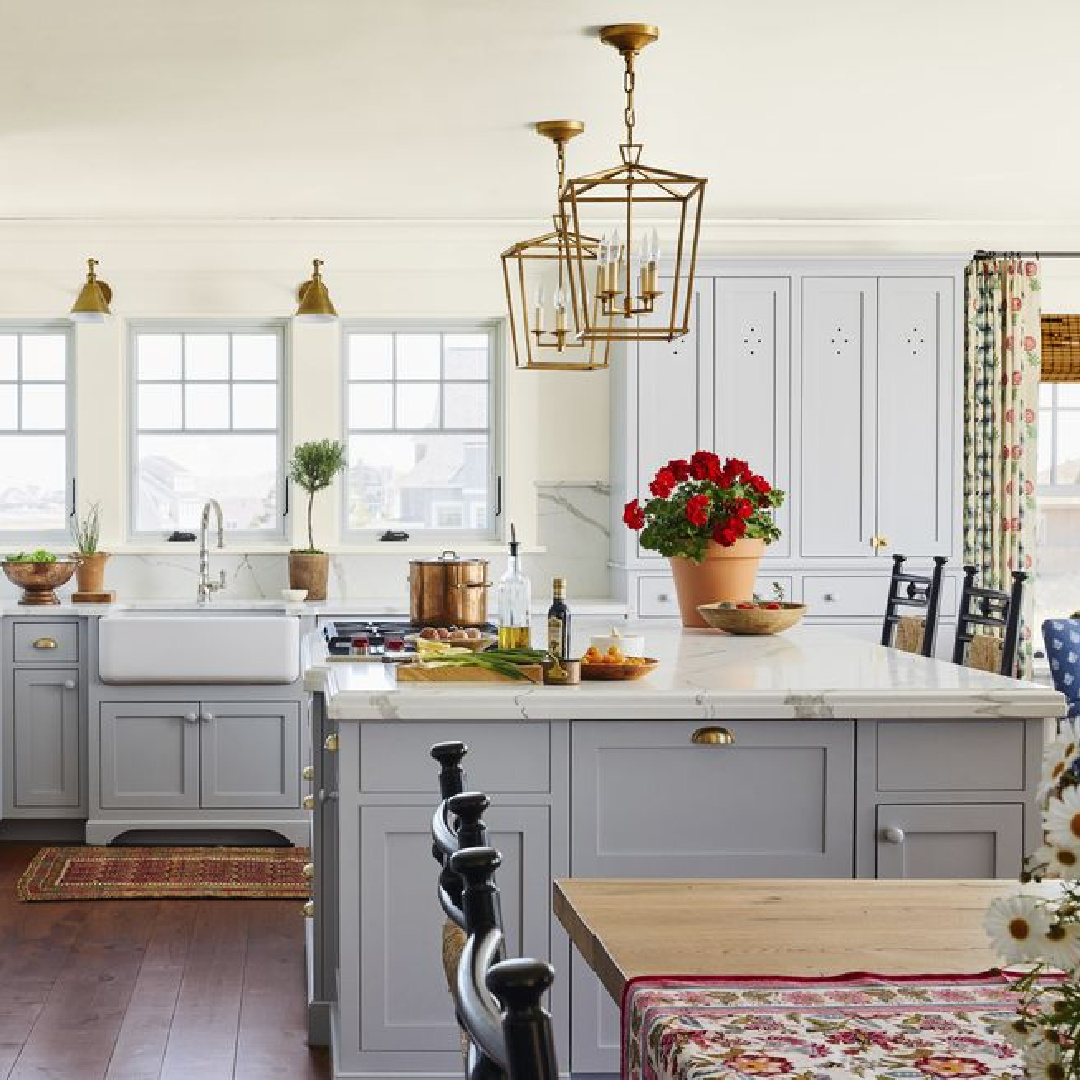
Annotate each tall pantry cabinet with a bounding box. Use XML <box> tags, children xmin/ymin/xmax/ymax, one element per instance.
<box><xmin>609</xmin><ymin>257</ymin><xmax>966</xmax><ymax>638</ymax></box>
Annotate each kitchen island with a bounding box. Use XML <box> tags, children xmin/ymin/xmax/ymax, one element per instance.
<box><xmin>302</xmin><ymin>625</ymin><xmax>1065</xmax><ymax>1079</ymax></box>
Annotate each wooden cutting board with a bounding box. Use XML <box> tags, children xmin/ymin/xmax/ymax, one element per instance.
<box><xmin>397</xmin><ymin>663</ymin><xmax>543</xmax><ymax>684</ymax></box>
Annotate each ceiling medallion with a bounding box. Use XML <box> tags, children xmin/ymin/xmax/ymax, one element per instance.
<box><xmin>560</xmin><ymin>23</ymin><xmax>707</xmax><ymax>343</ymax></box>
<box><xmin>501</xmin><ymin>120</ymin><xmax>611</xmax><ymax>370</ymax></box>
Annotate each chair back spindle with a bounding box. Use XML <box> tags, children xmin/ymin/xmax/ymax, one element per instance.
<box><xmin>487</xmin><ymin>959</ymin><xmax>559</xmax><ymax>1080</ymax></box>
<box><xmin>881</xmin><ymin>554</ymin><xmax>947</xmax><ymax>657</ymax></box>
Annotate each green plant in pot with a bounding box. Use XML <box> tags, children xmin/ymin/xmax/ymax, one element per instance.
<box><xmin>289</xmin><ymin>439</ymin><xmax>346</xmax><ymax>601</ymax></box>
<box><xmin>72</xmin><ymin>501</ymin><xmax>109</xmax><ymax>596</ymax></box>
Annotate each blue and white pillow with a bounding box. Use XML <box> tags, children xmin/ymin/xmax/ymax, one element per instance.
<box><xmin>1042</xmin><ymin>619</ymin><xmax>1080</xmax><ymax>720</ymax></box>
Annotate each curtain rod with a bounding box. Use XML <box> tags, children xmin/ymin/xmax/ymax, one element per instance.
<box><xmin>975</xmin><ymin>249</ymin><xmax>1080</xmax><ymax>259</ymax></box>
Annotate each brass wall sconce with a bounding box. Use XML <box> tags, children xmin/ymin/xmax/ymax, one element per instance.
<box><xmin>70</xmin><ymin>257</ymin><xmax>113</xmax><ymax>323</ymax></box>
<box><xmin>295</xmin><ymin>258</ymin><xmax>338</xmax><ymax>321</ymax></box>
<box><xmin>501</xmin><ymin>120</ymin><xmax>611</xmax><ymax>371</ymax></box>
<box><xmin>560</xmin><ymin>24</ymin><xmax>706</xmax><ymax>343</ymax></box>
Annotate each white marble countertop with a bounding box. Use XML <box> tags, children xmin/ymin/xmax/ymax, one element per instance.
<box><xmin>304</xmin><ymin>623</ymin><xmax>1067</xmax><ymax>723</ymax></box>
<box><xmin>0</xmin><ymin>596</ymin><xmax>630</xmax><ymax>618</ymax></box>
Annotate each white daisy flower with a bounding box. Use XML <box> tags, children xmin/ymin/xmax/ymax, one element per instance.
<box><xmin>1025</xmin><ymin>1038</ymin><xmax>1066</xmax><ymax>1080</ymax></box>
<box><xmin>1030</xmin><ymin>844</ymin><xmax>1080</xmax><ymax>881</ymax></box>
<box><xmin>1044</xmin><ymin>786</ymin><xmax>1080</xmax><ymax>850</ymax></box>
<box><xmin>1040</xmin><ymin>722</ymin><xmax>1080</xmax><ymax>799</ymax></box>
<box><xmin>985</xmin><ymin>894</ymin><xmax>1054</xmax><ymax>963</ymax></box>
<box><xmin>1035</xmin><ymin>921</ymin><xmax>1080</xmax><ymax>971</ymax></box>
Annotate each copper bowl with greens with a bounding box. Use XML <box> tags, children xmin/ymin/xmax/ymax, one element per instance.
<box><xmin>2</xmin><ymin>552</ymin><xmax>78</xmax><ymax>605</ymax></box>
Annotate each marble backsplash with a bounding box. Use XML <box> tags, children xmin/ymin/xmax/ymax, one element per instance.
<box><xmin>0</xmin><ymin>481</ymin><xmax>612</xmax><ymax>605</ymax></box>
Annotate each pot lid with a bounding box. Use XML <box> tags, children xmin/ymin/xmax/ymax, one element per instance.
<box><xmin>409</xmin><ymin>550</ymin><xmax>489</xmax><ymax>565</ymax></box>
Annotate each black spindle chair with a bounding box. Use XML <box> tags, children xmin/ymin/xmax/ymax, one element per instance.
<box><xmin>881</xmin><ymin>555</ymin><xmax>947</xmax><ymax>657</ymax></box>
<box><xmin>487</xmin><ymin>960</ymin><xmax>558</xmax><ymax>1080</ymax></box>
<box><xmin>952</xmin><ymin>566</ymin><xmax>1027</xmax><ymax>677</ymax></box>
<box><xmin>451</xmin><ymin>848</ymin><xmax>559</xmax><ymax>1080</ymax></box>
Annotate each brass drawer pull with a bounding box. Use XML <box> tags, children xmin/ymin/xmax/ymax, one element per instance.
<box><xmin>691</xmin><ymin>726</ymin><xmax>735</xmax><ymax>746</ymax></box>
<box><xmin>302</xmin><ymin>765</ymin><xmax>315</xmax><ymax>781</ymax></box>
<box><xmin>33</xmin><ymin>637</ymin><xmax>58</xmax><ymax>650</ymax></box>
<box><xmin>323</xmin><ymin>733</ymin><xmax>339</xmax><ymax>753</ymax></box>
<box><xmin>302</xmin><ymin>795</ymin><xmax>316</xmax><ymax>811</ymax></box>
<box><xmin>301</xmin><ymin>900</ymin><xmax>314</xmax><ymax>918</ymax></box>
<box><xmin>302</xmin><ymin>862</ymin><xmax>315</xmax><ymax>880</ymax></box>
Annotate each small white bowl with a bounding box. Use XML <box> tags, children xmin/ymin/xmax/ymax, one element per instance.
<box><xmin>282</xmin><ymin>588</ymin><xmax>308</xmax><ymax>603</ymax></box>
<box><xmin>589</xmin><ymin>630</ymin><xmax>645</xmax><ymax>657</ymax></box>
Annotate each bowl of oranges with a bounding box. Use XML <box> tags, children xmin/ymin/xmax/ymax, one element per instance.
<box><xmin>580</xmin><ymin>644</ymin><xmax>659</xmax><ymax>681</ymax></box>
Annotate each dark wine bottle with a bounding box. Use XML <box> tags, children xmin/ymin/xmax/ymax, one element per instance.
<box><xmin>547</xmin><ymin>577</ymin><xmax>571</xmax><ymax>660</ymax></box>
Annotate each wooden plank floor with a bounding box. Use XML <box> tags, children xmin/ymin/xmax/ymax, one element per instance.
<box><xmin>0</xmin><ymin>845</ymin><xmax>330</xmax><ymax>1080</ymax></box>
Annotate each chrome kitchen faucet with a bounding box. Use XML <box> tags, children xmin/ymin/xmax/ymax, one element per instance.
<box><xmin>197</xmin><ymin>498</ymin><xmax>227</xmax><ymax>604</ymax></box>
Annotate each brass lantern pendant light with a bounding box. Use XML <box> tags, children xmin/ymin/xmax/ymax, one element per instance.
<box><xmin>561</xmin><ymin>24</ymin><xmax>706</xmax><ymax>343</ymax></box>
<box><xmin>70</xmin><ymin>257</ymin><xmax>113</xmax><ymax>322</ymax></box>
<box><xmin>501</xmin><ymin>120</ymin><xmax>611</xmax><ymax>371</ymax></box>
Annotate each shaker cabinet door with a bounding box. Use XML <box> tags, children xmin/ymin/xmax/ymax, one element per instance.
<box><xmin>356</xmin><ymin>804</ymin><xmax>551</xmax><ymax>1055</ymax></box>
<box><xmin>714</xmin><ymin>277</ymin><xmax>792</xmax><ymax>556</ymax></box>
<box><xmin>98</xmin><ymin>702</ymin><xmax>200</xmax><ymax>809</ymax></box>
<box><xmin>199</xmin><ymin>701</ymin><xmax>300</xmax><ymax>809</ymax></box>
<box><xmin>875</xmin><ymin>803</ymin><xmax>1024</xmax><ymax>879</ymax></box>
<box><xmin>876</xmin><ymin>277</ymin><xmax>956</xmax><ymax>557</ymax></box>
<box><xmin>635</xmin><ymin>280</ymin><xmax>712</xmax><ymax>560</ymax></box>
<box><xmin>12</xmin><ymin>668</ymin><xmax>81</xmax><ymax>809</ymax></box>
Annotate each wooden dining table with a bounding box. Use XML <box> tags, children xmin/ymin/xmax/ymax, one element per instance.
<box><xmin>553</xmin><ymin>877</ymin><xmax>1024</xmax><ymax>1003</ymax></box>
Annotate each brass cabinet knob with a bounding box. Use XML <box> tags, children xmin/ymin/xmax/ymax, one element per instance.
<box><xmin>301</xmin><ymin>900</ymin><xmax>315</xmax><ymax>918</ymax></box>
<box><xmin>302</xmin><ymin>862</ymin><xmax>315</xmax><ymax>880</ymax></box>
<box><xmin>323</xmin><ymin>733</ymin><xmax>339</xmax><ymax>753</ymax></box>
<box><xmin>691</xmin><ymin>726</ymin><xmax>735</xmax><ymax>746</ymax></box>
<box><xmin>32</xmin><ymin>637</ymin><xmax>58</xmax><ymax>649</ymax></box>
<box><xmin>302</xmin><ymin>795</ymin><xmax>316</xmax><ymax>811</ymax></box>
<box><xmin>302</xmin><ymin>765</ymin><xmax>315</xmax><ymax>781</ymax></box>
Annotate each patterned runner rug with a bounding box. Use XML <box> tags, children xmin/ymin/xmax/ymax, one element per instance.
<box><xmin>17</xmin><ymin>845</ymin><xmax>311</xmax><ymax>901</ymax></box>
<box><xmin>623</xmin><ymin>971</ymin><xmax>1045</xmax><ymax>1080</ymax></box>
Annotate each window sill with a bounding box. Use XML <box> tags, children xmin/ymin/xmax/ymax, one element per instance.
<box><xmin>99</xmin><ymin>543</ymin><xmax>547</xmax><ymax>557</ymax></box>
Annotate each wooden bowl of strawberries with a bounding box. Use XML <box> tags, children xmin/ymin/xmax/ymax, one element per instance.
<box><xmin>696</xmin><ymin>600</ymin><xmax>807</xmax><ymax>635</ymax></box>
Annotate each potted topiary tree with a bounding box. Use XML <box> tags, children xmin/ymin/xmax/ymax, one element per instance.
<box><xmin>288</xmin><ymin>439</ymin><xmax>346</xmax><ymax>601</ymax></box>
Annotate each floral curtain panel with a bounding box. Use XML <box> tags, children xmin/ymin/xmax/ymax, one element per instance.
<box><xmin>963</xmin><ymin>256</ymin><xmax>1042</xmax><ymax>677</ymax></box>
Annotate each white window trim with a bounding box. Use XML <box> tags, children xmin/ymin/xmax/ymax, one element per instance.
<box><xmin>127</xmin><ymin>319</ymin><xmax>290</xmax><ymax>543</ymax></box>
<box><xmin>0</xmin><ymin>321</ymin><xmax>76</xmax><ymax>547</ymax></box>
<box><xmin>340</xmin><ymin>319</ymin><xmax>504</xmax><ymax>545</ymax></box>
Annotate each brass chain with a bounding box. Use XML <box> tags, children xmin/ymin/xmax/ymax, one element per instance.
<box><xmin>623</xmin><ymin>54</ymin><xmax>636</xmax><ymax>145</ymax></box>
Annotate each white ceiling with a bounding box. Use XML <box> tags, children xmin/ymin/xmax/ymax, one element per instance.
<box><xmin>2</xmin><ymin>0</ymin><xmax>1078</xmax><ymax>222</ymax></box>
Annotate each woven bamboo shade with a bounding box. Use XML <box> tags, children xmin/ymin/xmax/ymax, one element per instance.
<box><xmin>1041</xmin><ymin>314</ymin><xmax>1080</xmax><ymax>382</ymax></box>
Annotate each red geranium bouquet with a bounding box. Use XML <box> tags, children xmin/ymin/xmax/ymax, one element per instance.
<box><xmin>622</xmin><ymin>450</ymin><xmax>784</xmax><ymax>561</ymax></box>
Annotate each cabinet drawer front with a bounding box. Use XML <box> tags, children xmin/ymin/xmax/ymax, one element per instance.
<box><xmin>13</xmin><ymin>621</ymin><xmax>79</xmax><ymax>664</ymax></box>
<box><xmin>571</xmin><ymin>720</ymin><xmax>854</xmax><ymax>877</ymax></box>
<box><xmin>359</xmin><ymin>721</ymin><xmax>550</xmax><ymax>795</ymax></box>
<box><xmin>638</xmin><ymin>575</ymin><xmax>795</xmax><ymax>618</ymax></box>
<box><xmin>873</xmin><ymin>720</ymin><xmax>1028</xmax><ymax>793</ymax></box>
<box><xmin>803</xmin><ymin>575</ymin><xmax>886</xmax><ymax>617</ymax></box>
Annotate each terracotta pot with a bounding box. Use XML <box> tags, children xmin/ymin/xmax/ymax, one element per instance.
<box><xmin>75</xmin><ymin>552</ymin><xmax>109</xmax><ymax>594</ymax></box>
<box><xmin>669</xmin><ymin>538</ymin><xmax>766</xmax><ymax>628</ymax></box>
<box><xmin>289</xmin><ymin>553</ymin><xmax>330</xmax><ymax>602</ymax></box>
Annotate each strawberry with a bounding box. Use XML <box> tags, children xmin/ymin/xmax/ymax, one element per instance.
<box><xmin>736</xmin><ymin>602</ymin><xmax>755</xmax><ymax>609</ymax></box>
<box><xmin>763</xmin><ymin>602</ymin><xmax>781</xmax><ymax>610</ymax></box>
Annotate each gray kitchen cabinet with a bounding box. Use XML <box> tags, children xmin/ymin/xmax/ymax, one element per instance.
<box><xmin>570</xmin><ymin>717</ymin><xmax>855</xmax><ymax>1074</ymax></box>
<box><xmin>351</xmin><ymin>803</ymin><xmax>551</xmax><ymax>1059</ymax></box>
<box><xmin>99</xmin><ymin>701</ymin><xmax>200</xmax><ymax>809</ymax></box>
<box><xmin>98</xmin><ymin>699</ymin><xmax>301</xmax><ymax>812</ymax></box>
<box><xmin>11</xmin><ymin>667</ymin><xmax>81</xmax><ymax>810</ymax></box>
<box><xmin>200</xmin><ymin>700</ymin><xmax>300</xmax><ymax>809</ymax></box>
<box><xmin>875</xmin><ymin>803</ymin><xmax>1024</xmax><ymax>879</ymax></box>
<box><xmin>571</xmin><ymin>719</ymin><xmax>855</xmax><ymax>878</ymax></box>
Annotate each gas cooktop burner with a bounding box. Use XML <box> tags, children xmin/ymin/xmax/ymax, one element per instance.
<box><xmin>322</xmin><ymin>618</ymin><xmax>497</xmax><ymax>660</ymax></box>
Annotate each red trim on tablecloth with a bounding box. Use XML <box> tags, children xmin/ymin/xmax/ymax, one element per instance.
<box><xmin>619</xmin><ymin>970</ymin><xmax>1026</xmax><ymax>1080</ymax></box>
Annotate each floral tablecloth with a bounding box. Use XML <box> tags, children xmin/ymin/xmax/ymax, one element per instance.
<box><xmin>623</xmin><ymin>972</ymin><xmax>1027</xmax><ymax>1080</ymax></box>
